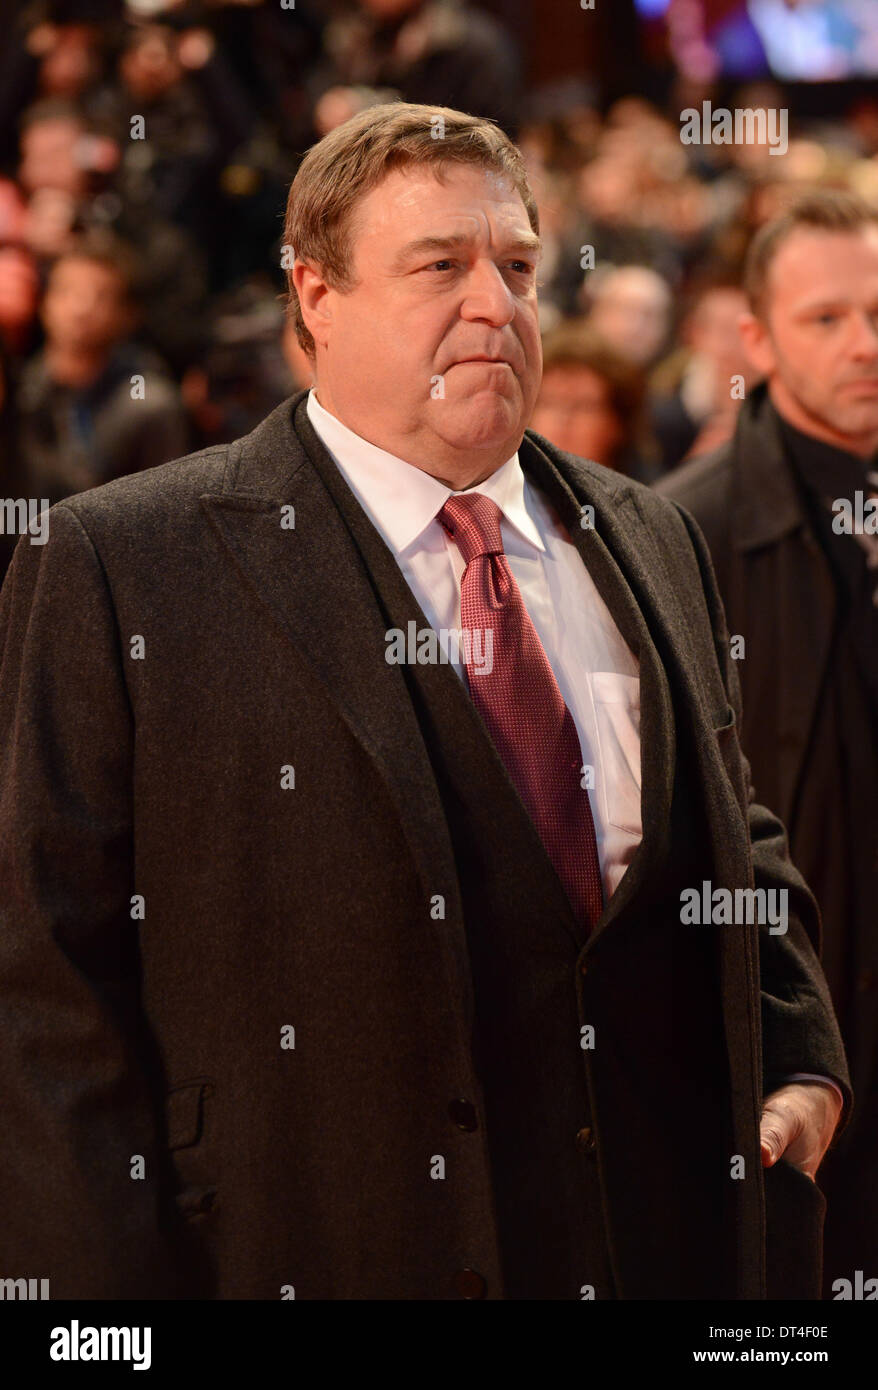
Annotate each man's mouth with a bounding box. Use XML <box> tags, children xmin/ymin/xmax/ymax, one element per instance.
<box><xmin>452</xmin><ymin>356</ymin><xmax>511</xmax><ymax>366</ymax></box>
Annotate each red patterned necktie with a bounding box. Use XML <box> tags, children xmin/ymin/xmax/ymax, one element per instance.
<box><xmin>438</xmin><ymin>491</ymin><xmax>604</xmax><ymax>931</ymax></box>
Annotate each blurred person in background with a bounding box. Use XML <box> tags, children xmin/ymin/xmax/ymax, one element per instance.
<box><xmin>91</xmin><ymin>21</ymin><xmax>253</xmax><ymax>252</ymax></box>
<box><xmin>17</xmin><ymin>95</ymin><xmax>117</xmax><ymax>204</ymax></box>
<box><xmin>180</xmin><ymin>276</ymin><xmax>298</xmax><ymax>448</ymax></box>
<box><xmin>158</xmin><ymin>0</ymin><xmax>325</xmax><ymax>155</ymax></box>
<box><xmin>0</xmin><ymin>10</ymin><xmax>112</xmax><ymax>170</ymax></box>
<box><xmin>517</xmin><ymin>78</ymin><xmax>601</xmax><ymax>176</ymax></box>
<box><xmin>530</xmin><ymin>322</ymin><xmax>659</xmax><ymax>483</ymax></box>
<box><xmin>28</xmin><ymin>17</ymin><xmax>105</xmax><ymax>101</ymax></box>
<box><xmin>0</xmin><ymin>244</ymin><xmax>41</xmax><ymax>366</ymax></box>
<box><xmin>584</xmin><ymin>264</ymin><xmax>674</xmax><ymax>370</ymax></box>
<box><xmin>312</xmin><ymin>82</ymin><xmax>401</xmax><ymax>138</ymax></box>
<box><xmin>16</xmin><ymin>98</ymin><xmax>95</xmax><ymax>268</ymax></box>
<box><xmin>650</xmin><ymin>274</ymin><xmax>754</xmax><ymax>472</ymax></box>
<box><xmin>311</xmin><ymin>0</ymin><xmax>521</xmax><ymax>138</ymax></box>
<box><xmin>16</xmin><ymin>232</ymin><xmax>188</xmax><ymax>508</ymax></box>
<box><xmin>563</xmin><ymin>100</ymin><xmax>706</xmax><ymax>292</ymax></box>
<box><xmin>658</xmin><ymin>190</ymin><xmax>878</xmax><ymax>1294</ymax></box>
<box><xmin>16</xmin><ymin>96</ymin><xmax>210</xmax><ymax>373</ymax></box>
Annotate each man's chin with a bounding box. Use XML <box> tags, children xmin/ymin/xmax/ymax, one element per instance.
<box><xmin>836</xmin><ymin>403</ymin><xmax>878</xmax><ymax>431</ymax></box>
<box><xmin>434</xmin><ymin>395</ymin><xmax>524</xmax><ymax>451</ymax></box>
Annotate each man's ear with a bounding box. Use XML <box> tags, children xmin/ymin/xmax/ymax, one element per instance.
<box><xmin>293</xmin><ymin>259</ymin><xmax>333</xmax><ymax>352</ymax></box>
<box><xmin>738</xmin><ymin>310</ymin><xmax>776</xmax><ymax>377</ymax></box>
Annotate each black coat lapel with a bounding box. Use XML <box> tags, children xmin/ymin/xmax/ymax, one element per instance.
<box><xmin>729</xmin><ymin>389</ymin><xmax>837</xmax><ymax>821</ymax></box>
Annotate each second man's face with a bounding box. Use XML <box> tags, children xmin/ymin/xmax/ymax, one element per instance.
<box><xmin>760</xmin><ymin>227</ymin><xmax>878</xmax><ymax>449</ymax></box>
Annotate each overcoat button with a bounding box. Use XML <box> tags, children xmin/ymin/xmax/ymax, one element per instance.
<box><xmin>452</xmin><ymin>1268</ymin><xmax>486</xmax><ymax>1299</ymax></box>
<box><xmin>448</xmin><ymin>1099</ymin><xmax>478</xmax><ymax>1131</ymax></box>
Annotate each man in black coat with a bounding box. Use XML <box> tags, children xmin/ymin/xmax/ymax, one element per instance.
<box><xmin>0</xmin><ymin>105</ymin><xmax>851</xmax><ymax>1301</ymax></box>
<box><xmin>658</xmin><ymin>189</ymin><xmax>878</xmax><ymax>1295</ymax></box>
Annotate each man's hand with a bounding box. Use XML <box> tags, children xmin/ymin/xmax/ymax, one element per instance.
<box><xmin>760</xmin><ymin>1082</ymin><xmax>842</xmax><ymax>1181</ymax></box>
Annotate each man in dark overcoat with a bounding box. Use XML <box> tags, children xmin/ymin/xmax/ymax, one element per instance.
<box><xmin>0</xmin><ymin>106</ymin><xmax>851</xmax><ymax>1300</ymax></box>
<box><xmin>659</xmin><ymin>189</ymin><xmax>878</xmax><ymax>1295</ymax></box>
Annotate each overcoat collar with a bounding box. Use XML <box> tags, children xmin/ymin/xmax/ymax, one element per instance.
<box><xmin>729</xmin><ymin>382</ymin><xmax>808</xmax><ymax>551</ymax></box>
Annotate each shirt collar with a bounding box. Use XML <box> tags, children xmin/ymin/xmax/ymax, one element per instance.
<box><xmin>306</xmin><ymin>388</ymin><xmax>546</xmax><ymax>556</ymax></box>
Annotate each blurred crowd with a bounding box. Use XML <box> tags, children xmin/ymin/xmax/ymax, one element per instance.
<box><xmin>1</xmin><ymin>0</ymin><xmax>878</xmax><ymax>582</ymax></box>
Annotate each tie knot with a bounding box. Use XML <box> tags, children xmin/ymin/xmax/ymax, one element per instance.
<box><xmin>438</xmin><ymin>492</ymin><xmax>504</xmax><ymax>565</ymax></box>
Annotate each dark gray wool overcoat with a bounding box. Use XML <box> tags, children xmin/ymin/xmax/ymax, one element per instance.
<box><xmin>0</xmin><ymin>389</ymin><xmax>851</xmax><ymax>1300</ymax></box>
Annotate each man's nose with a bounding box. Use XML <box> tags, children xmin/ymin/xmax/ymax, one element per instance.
<box><xmin>458</xmin><ymin>260</ymin><xmax>516</xmax><ymax>327</ymax></box>
<box><xmin>848</xmin><ymin>310</ymin><xmax>878</xmax><ymax>359</ymax></box>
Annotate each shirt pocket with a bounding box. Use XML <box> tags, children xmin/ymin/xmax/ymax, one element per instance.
<box><xmin>590</xmin><ymin>671</ymin><xmax>642</xmax><ymax>836</ymax></box>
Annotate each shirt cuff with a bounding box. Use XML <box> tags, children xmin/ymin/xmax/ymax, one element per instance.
<box><xmin>781</xmin><ymin>1073</ymin><xmax>845</xmax><ymax>1108</ymax></box>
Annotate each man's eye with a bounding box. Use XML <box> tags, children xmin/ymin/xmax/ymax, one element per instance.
<box><xmin>422</xmin><ymin>260</ymin><xmax>534</xmax><ymax>275</ymax></box>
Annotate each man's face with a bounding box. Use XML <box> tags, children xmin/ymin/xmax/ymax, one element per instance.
<box><xmin>120</xmin><ymin>29</ymin><xmax>182</xmax><ymax>102</ymax></box>
<box><xmin>589</xmin><ymin>269</ymin><xmax>670</xmax><ymax>367</ymax></box>
<box><xmin>19</xmin><ymin>118</ymin><xmax>87</xmax><ymax>197</ymax></box>
<box><xmin>687</xmin><ymin>287</ymin><xmax>750</xmax><ymax>379</ymax></box>
<box><xmin>296</xmin><ymin>163</ymin><xmax>543</xmax><ymax>486</ymax></box>
<box><xmin>743</xmin><ymin>227</ymin><xmax>878</xmax><ymax>455</ymax></box>
<box><xmin>42</xmin><ymin>257</ymin><xmax>131</xmax><ymax>354</ymax></box>
<box><xmin>530</xmin><ymin>364</ymin><xmax>622</xmax><ymax>467</ymax></box>
<box><xmin>40</xmin><ymin>25</ymin><xmax>101</xmax><ymax>99</ymax></box>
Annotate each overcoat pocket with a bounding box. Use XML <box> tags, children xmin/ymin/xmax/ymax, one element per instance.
<box><xmin>165</xmin><ymin>1078</ymin><xmax>218</xmax><ymax>1221</ymax></box>
<box><xmin>166</xmin><ymin>1077</ymin><xmax>215</xmax><ymax>1151</ymax></box>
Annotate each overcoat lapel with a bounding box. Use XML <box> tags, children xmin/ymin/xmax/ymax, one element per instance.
<box><xmin>198</xmin><ymin>393</ymin><xmax>473</xmax><ymax>1016</ymax></box>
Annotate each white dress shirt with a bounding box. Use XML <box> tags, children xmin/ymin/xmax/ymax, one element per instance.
<box><xmin>304</xmin><ymin>389</ymin><xmax>844</xmax><ymax>1108</ymax></box>
<box><xmin>306</xmin><ymin>388</ymin><xmax>642</xmax><ymax>900</ymax></box>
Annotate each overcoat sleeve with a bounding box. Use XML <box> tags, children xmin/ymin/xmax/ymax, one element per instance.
<box><xmin>0</xmin><ymin>503</ymin><xmax>191</xmax><ymax>1298</ymax></box>
<box><xmin>668</xmin><ymin>500</ymin><xmax>854</xmax><ymax>1142</ymax></box>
